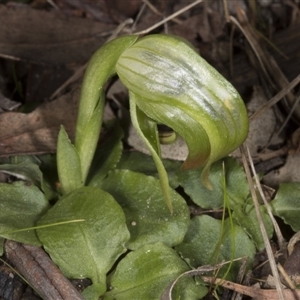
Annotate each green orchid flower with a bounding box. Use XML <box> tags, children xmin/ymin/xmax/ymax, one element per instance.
<box><xmin>57</xmin><ymin>34</ymin><xmax>248</xmax><ymax>213</ymax></box>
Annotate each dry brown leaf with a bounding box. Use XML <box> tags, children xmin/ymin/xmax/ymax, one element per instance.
<box><xmin>0</xmin><ymin>91</ymin><xmax>21</xmax><ymax>111</ymax></box>
<box><xmin>246</xmin><ymin>86</ymin><xmax>276</xmax><ymax>155</ymax></box>
<box><xmin>263</xmin><ymin>153</ymin><xmax>300</xmax><ymax>187</ymax></box>
<box><xmin>0</xmin><ymin>5</ymin><xmax>116</xmax><ymax>65</ymax></box>
<box><xmin>0</xmin><ymin>88</ymin><xmax>79</xmax><ymax>157</ymax></box>
<box><xmin>202</xmin><ymin>276</ymin><xmax>300</xmax><ymax>300</ymax></box>
<box><xmin>105</xmin><ymin>0</ymin><xmax>142</xmax><ymax>21</ymax></box>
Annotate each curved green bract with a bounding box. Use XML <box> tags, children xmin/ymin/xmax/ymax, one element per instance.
<box><xmin>129</xmin><ymin>96</ymin><xmax>173</xmax><ymax>212</ymax></box>
<box><xmin>75</xmin><ymin>35</ymin><xmax>138</xmax><ymax>183</ymax></box>
<box><xmin>71</xmin><ymin>33</ymin><xmax>248</xmax><ymax>212</ymax></box>
<box><xmin>116</xmin><ymin>34</ymin><xmax>248</xmax><ymax>188</ymax></box>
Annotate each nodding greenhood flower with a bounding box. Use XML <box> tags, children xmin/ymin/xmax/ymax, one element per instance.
<box><xmin>58</xmin><ymin>34</ymin><xmax>248</xmax><ymax>213</ymax></box>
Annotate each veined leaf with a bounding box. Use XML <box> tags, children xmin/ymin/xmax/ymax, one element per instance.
<box><xmin>37</xmin><ymin>187</ymin><xmax>130</xmax><ymax>299</ymax></box>
<box><xmin>116</xmin><ymin>151</ymin><xmax>181</xmax><ymax>188</ymax></box>
<box><xmin>100</xmin><ymin>170</ymin><xmax>189</xmax><ymax>250</ymax></box>
<box><xmin>271</xmin><ymin>182</ymin><xmax>300</xmax><ymax>231</ymax></box>
<box><xmin>233</xmin><ymin>204</ymin><xmax>273</xmax><ymax>251</ymax></box>
<box><xmin>0</xmin><ymin>181</ymin><xmax>49</xmax><ymax>245</ymax></box>
<box><xmin>105</xmin><ymin>242</ymin><xmax>208</xmax><ymax>300</ymax></box>
<box><xmin>175</xmin><ymin>215</ymin><xmax>255</xmax><ymax>280</ymax></box>
<box><xmin>177</xmin><ymin>157</ymin><xmax>249</xmax><ymax>209</ymax></box>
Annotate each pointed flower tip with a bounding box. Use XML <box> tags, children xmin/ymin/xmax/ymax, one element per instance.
<box><xmin>201</xmin><ymin>165</ymin><xmax>213</xmax><ymax>190</ymax></box>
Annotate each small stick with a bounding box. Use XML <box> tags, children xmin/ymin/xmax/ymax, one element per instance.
<box><xmin>240</xmin><ymin>144</ymin><xmax>285</xmax><ymax>300</ymax></box>
<box><xmin>202</xmin><ymin>276</ymin><xmax>300</xmax><ymax>300</ymax></box>
<box><xmin>250</xmin><ymin>73</ymin><xmax>300</xmax><ymax>122</ymax></box>
<box><xmin>142</xmin><ymin>0</ymin><xmax>182</xmax><ymax>25</ymax></box>
<box><xmin>135</xmin><ymin>0</ymin><xmax>203</xmax><ymax>35</ymax></box>
<box><xmin>50</xmin><ymin>18</ymin><xmax>133</xmax><ymax>100</ymax></box>
<box><xmin>5</xmin><ymin>240</ymin><xmax>85</xmax><ymax>300</ymax></box>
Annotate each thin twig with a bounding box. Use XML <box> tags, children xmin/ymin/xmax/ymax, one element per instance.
<box><xmin>161</xmin><ymin>259</ymin><xmax>244</xmax><ymax>300</ymax></box>
<box><xmin>277</xmin><ymin>93</ymin><xmax>300</xmax><ymax>135</ymax></box>
<box><xmin>130</xmin><ymin>2</ymin><xmax>147</xmax><ymax>32</ymax></box>
<box><xmin>50</xmin><ymin>18</ymin><xmax>133</xmax><ymax>100</ymax></box>
<box><xmin>47</xmin><ymin>0</ymin><xmax>59</xmax><ymax>10</ymax></box>
<box><xmin>222</xmin><ymin>0</ymin><xmax>230</xmax><ymax>23</ymax></box>
<box><xmin>229</xmin><ymin>15</ymin><xmax>269</xmax><ymax>79</ymax></box>
<box><xmin>50</xmin><ymin>0</ymin><xmax>203</xmax><ymax>100</ymax></box>
<box><xmin>240</xmin><ymin>144</ymin><xmax>285</xmax><ymax>300</ymax></box>
<box><xmin>135</xmin><ymin>0</ymin><xmax>203</xmax><ymax>35</ymax></box>
<box><xmin>277</xmin><ymin>263</ymin><xmax>296</xmax><ymax>289</ymax></box>
<box><xmin>202</xmin><ymin>276</ymin><xmax>300</xmax><ymax>299</ymax></box>
<box><xmin>142</xmin><ymin>0</ymin><xmax>182</xmax><ymax>25</ymax></box>
<box><xmin>247</xmin><ymin>146</ymin><xmax>286</xmax><ymax>252</ymax></box>
<box><xmin>249</xmin><ymin>74</ymin><xmax>300</xmax><ymax>121</ymax></box>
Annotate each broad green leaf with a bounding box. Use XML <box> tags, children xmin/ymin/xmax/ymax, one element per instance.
<box><xmin>0</xmin><ymin>154</ymin><xmax>58</xmax><ymax>201</ymax></box>
<box><xmin>88</xmin><ymin>121</ymin><xmax>123</xmax><ymax>187</ymax></box>
<box><xmin>0</xmin><ymin>181</ymin><xmax>49</xmax><ymax>245</ymax></box>
<box><xmin>105</xmin><ymin>242</ymin><xmax>208</xmax><ymax>300</ymax></box>
<box><xmin>57</xmin><ymin>126</ymin><xmax>83</xmax><ymax>194</ymax></box>
<box><xmin>271</xmin><ymin>182</ymin><xmax>300</xmax><ymax>231</ymax></box>
<box><xmin>175</xmin><ymin>215</ymin><xmax>256</xmax><ymax>280</ymax></box>
<box><xmin>0</xmin><ymin>160</ymin><xmax>42</xmax><ymax>187</ymax></box>
<box><xmin>75</xmin><ymin>35</ymin><xmax>138</xmax><ymax>183</ymax></box>
<box><xmin>37</xmin><ymin>187</ymin><xmax>130</xmax><ymax>299</ymax></box>
<box><xmin>116</xmin><ymin>34</ymin><xmax>248</xmax><ymax>188</ymax></box>
<box><xmin>100</xmin><ymin>170</ymin><xmax>189</xmax><ymax>250</ymax></box>
<box><xmin>117</xmin><ymin>151</ymin><xmax>181</xmax><ymax>188</ymax></box>
<box><xmin>233</xmin><ymin>204</ymin><xmax>273</xmax><ymax>251</ymax></box>
<box><xmin>177</xmin><ymin>157</ymin><xmax>249</xmax><ymax>209</ymax></box>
